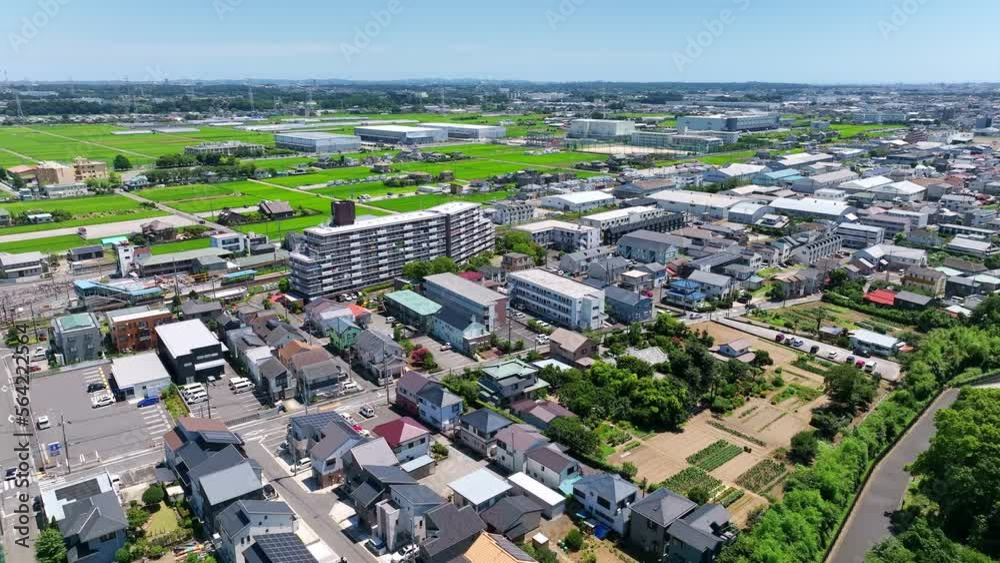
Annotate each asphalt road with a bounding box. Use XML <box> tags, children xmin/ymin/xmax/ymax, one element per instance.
<box><xmin>827</xmin><ymin>388</ymin><xmax>959</xmax><ymax>563</ymax></box>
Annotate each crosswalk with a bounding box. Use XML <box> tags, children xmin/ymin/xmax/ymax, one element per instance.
<box><xmin>81</xmin><ymin>366</ymin><xmax>107</xmax><ymax>388</ymax></box>
<box><xmin>141</xmin><ymin>404</ymin><xmax>171</xmax><ymax>445</ymax></box>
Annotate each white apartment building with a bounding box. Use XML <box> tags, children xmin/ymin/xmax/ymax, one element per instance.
<box><xmin>508</xmin><ymin>269</ymin><xmax>605</xmax><ymax>331</ymax></box>
<box><xmin>836</xmin><ymin>223</ymin><xmax>885</xmax><ymax>249</ymax></box>
<box><xmin>567</xmin><ymin>119</ymin><xmax>636</xmax><ymax>139</ymax></box>
<box><xmin>579</xmin><ymin>206</ymin><xmax>666</xmax><ymax>231</ymax></box>
<box><xmin>539</xmin><ymin>191</ymin><xmax>616</xmax><ymax>213</ymax></box>
<box><xmin>514</xmin><ymin>220</ymin><xmax>600</xmax><ymax>252</ymax></box>
<box><xmin>290</xmin><ymin>202</ymin><xmax>494</xmax><ymax>298</ymax></box>
<box><xmin>677</xmin><ymin>113</ymin><xmax>780</xmax><ymax>132</ymax></box>
<box><xmin>493</xmin><ymin>201</ymin><xmax>534</xmax><ymax>225</ymax></box>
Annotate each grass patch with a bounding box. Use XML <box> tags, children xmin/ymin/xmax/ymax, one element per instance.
<box><xmin>149</xmin><ymin>238</ymin><xmax>211</xmax><ymax>255</ymax></box>
<box><xmin>146</xmin><ymin>502</ymin><xmax>179</xmax><ymax>536</ymax></box>
<box><xmin>368</xmin><ymin>190</ymin><xmax>515</xmax><ymax>212</ymax></box>
<box><xmin>0</xmin><ymin>234</ymin><xmax>86</xmax><ymax>254</ymax></box>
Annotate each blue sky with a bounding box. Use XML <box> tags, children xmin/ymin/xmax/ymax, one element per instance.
<box><xmin>4</xmin><ymin>0</ymin><xmax>996</xmax><ymax>83</ymax></box>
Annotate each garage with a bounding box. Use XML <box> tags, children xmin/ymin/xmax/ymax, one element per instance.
<box><xmin>111</xmin><ymin>352</ymin><xmax>173</xmax><ymax>401</ymax></box>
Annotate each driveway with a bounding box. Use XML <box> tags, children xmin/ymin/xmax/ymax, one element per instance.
<box><xmin>827</xmin><ymin>388</ymin><xmax>959</xmax><ymax>562</ymax></box>
<box><xmin>715</xmin><ymin>317</ymin><xmax>901</xmax><ymax>382</ymax></box>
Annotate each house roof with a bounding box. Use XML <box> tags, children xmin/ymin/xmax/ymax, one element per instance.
<box><xmin>495</xmin><ymin>424</ymin><xmax>548</xmax><ymax>453</ymax></box>
<box><xmin>385</xmin><ymin>290</ymin><xmax>443</xmax><ymax>317</ymax></box>
<box><xmin>573</xmin><ymin>473</ymin><xmax>638</xmax><ymax>503</ymax></box>
<box><xmin>216</xmin><ymin>500</ymin><xmax>292</xmax><ymax>539</ymax></box>
<box><xmin>449</xmin><ymin>468</ymin><xmax>512</xmax><ymax>506</ymax></box>
<box><xmin>864</xmin><ymin>289</ymin><xmax>897</xmax><ymax>306</ymax></box>
<box><xmin>417</xmin><ymin>381</ymin><xmax>463</xmax><ymax>408</ymax></box>
<box><xmin>243</xmin><ymin>532</ymin><xmax>318</xmax><ymax>563</ymax></box>
<box><xmin>349</xmin><ymin>437</ymin><xmax>398</xmax><ymax>468</ymax></box>
<box><xmin>630</xmin><ymin>487</ymin><xmax>696</xmax><ymax>528</ymax></box>
<box><xmin>548</xmin><ymin>328</ymin><xmax>591</xmax><ymax>353</ymax></box>
<box><xmin>198</xmin><ymin>461</ymin><xmax>261</xmax><ymax>506</ymax></box>
<box><xmin>392</xmin><ymin>484</ymin><xmax>445</xmax><ymax>507</ymax></box>
<box><xmin>480</xmin><ymin>496</ymin><xmax>543</xmax><ymax>538</ymax></box>
<box><xmin>461</xmin><ymin>409</ymin><xmax>513</xmax><ymax>434</ymax></box>
<box><xmin>524</xmin><ymin>445</ymin><xmax>576</xmax><ymax>473</ymax></box>
<box><xmin>459</xmin><ymin>533</ymin><xmax>536</xmax><ymax>563</ymax></box>
<box><xmin>895</xmin><ymin>290</ymin><xmax>932</xmax><ymax>306</ymax></box>
<box><xmin>421</xmin><ymin>504</ymin><xmax>486</xmax><ymax>561</ymax></box>
<box><xmin>373</xmin><ymin>416</ymin><xmax>430</xmax><ymax>449</ymax></box>
<box><xmin>510</xmin><ymin>400</ymin><xmax>575</xmax><ymax>425</ymax></box>
<box><xmin>58</xmin><ymin>490</ymin><xmax>127</xmax><ymax>543</ymax></box>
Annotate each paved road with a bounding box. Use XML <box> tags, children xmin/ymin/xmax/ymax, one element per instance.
<box><xmin>714</xmin><ymin>317</ymin><xmax>902</xmax><ymax>383</ymax></box>
<box><xmin>827</xmin><ymin>388</ymin><xmax>959</xmax><ymax>563</ymax></box>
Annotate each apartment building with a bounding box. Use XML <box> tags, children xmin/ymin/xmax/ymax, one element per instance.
<box><xmin>50</xmin><ymin>313</ymin><xmax>102</xmax><ymax>364</ymax></box>
<box><xmin>72</xmin><ymin>157</ymin><xmax>109</xmax><ymax>182</ymax></box>
<box><xmin>492</xmin><ymin>202</ymin><xmax>534</xmax><ymax>226</ymax></box>
<box><xmin>508</xmin><ymin>269</ymin><xmax>605</xmax><ymax>331</ymax></box>
<box><xmin>290</xmin><ymin>202</ymin><xmax>494</xmax><ymax>298</ymax></box>
<box><xmin>579</xmin><ymin>207</ymin><xmax>686</xmax><ymax>244</ymax></box>
<box><xmin>790</xmin><ymin>235</ymin><xmax>842</xmax><ymax>264</ymax></box>
<box><xmin>514</xmin><ymin>220</ymin><xmax>600</xmax><ymax>252</ymax></box>
<box><xmin>423</xmin><ymin>273</ymin><xmax>507</xmax><ymax>331</ymax></box>
<box><xmin>108</xmin><ymin>307</ymin><xmax>174</xmax><ymax>352</ymax></box>
<box><xmin>859</xmin><ymin>213</ymin><xmax>912</xmax><ymax>237</ymax></box>
<box><xmin>567</xmin><ymin>119</ymin><xmax>635</xmax><ymax>139</ymax></box>
<box><xmin>836</xmin><ymin>223</ymin><xmax>885</xmax><ymax>249</ymax></box>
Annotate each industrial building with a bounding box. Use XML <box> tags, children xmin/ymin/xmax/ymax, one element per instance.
<box><xmin>184</xmin><ymin>141</ymin><xmax>266</xmax><ymax>157</ymax></box>
<box><xmin>769</xmin><ymin>198</ymin><xmax>856</xmax><ymax>222</ymax></box>
<box><xmin>289</xmin><ymin>202</ymin><xmax>494</xmax><ymax>298</ymax></box>
<box><xmin>420</xmin><ymin>123</ymin><xmax>507</xmax><ymax>139</ymax></box>
<box><xmin>274</xmin><ymin>132</ymin><xmax>362</xmax><ymax>153</ymax></box>
<box><xmin>354</xmin><ymin>125</ymin><xmax>448</xmax><ymax>145</ymax></box>
<box><xmin>676</xmin><ymin>113</ymin><xmax>780</xmax><ymax>132</ymax></box>
<box><xmin>567</xmin><ymin>119</ymin><xmax>636</xmax><ymax>139</ymax></box>
<box><xmin>508</xmin><ymin>269</ymin><xmax>605</xmax><ymax>331</ymax></box>
<box><xmin>629</xmin><ymin>131</ymin><xmax>724</xmax><ymax>153</ymax></box>
<box><xmin>836</xmin><ymin>223</ymin><xmax>886</xmax><ymax>249</ymax></box>
<box><xmin>648</xmin><ymin>190</ymin><xmax>745</xmax><ymax>220</ymax></box>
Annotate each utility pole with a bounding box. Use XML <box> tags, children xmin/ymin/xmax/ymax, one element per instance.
<box><xmin>303</xmin><ymin>374</ymin><xmax>310</xmax><ymax>414</ymax></box>
<box><xmin>383</xmin><ymin>341</ymin><xmax>390</xmax><ymax>406</ymax></box>
<box><xmin>61</xmin><ymin>415</ymin><xmax>71</xmax><ymax>475</ymax></box>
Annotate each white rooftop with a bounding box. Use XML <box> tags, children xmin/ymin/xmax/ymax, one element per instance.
<box><xmin>155</xmin><ymin>319</ymin><xmax>220</xmax><ymax>358</ymax></box>
<box><xmin>510</xmin><ymin>269</ymin><xmax>605</xmax><ymax>300</ymax></box>
<box><xmin>275</xmin><ymin>131</ymin><xmax>359</xmax><ymax>140</ymax></box>
<box><xmin>716</xmin><ymin>163</ymin><xmax>767</xmax><ymax>177</ymax></box>
<box><xmin>648</xmin><ymin>189</ymin><xmax>745</xmax><ymax>209</ymax></box>
<box><xmin>111</xmin><ymin>352</ymin><xmax>171</xmax><ymax>389</ymax></box>
<box><xmin>840</xmin><ymin>175</ymin><xmax>894</xmax><ymax>190</ymax></box>
<box><xmin>778</xmin><ymin>152</ymin><xmax>833</xmax><ymax>166</ymax></box>
<box><xmin>851</xmin><ymin>328</ymin><xmax>901</xmax><ymax>349</ymax></box>
<box><xmin>507</xmin><ymin>472</ymin><xmax>565</xmax><ymax>507</ymax></box>
<box><xmin>870</xmin><ymin>180</ymin><xmax>927</xmax><ymax>196</ymax></box>
<box><xmin>515</xmin><ymin>220</ymin><xmax>596</xmax><ymax>234</ymax></box>
<box><xmin>448</xmin><ymin>468</ymin><xmax>511</xmax><ymax>506</ymax></box>
<box><xmin>107</xmin><ymin>308</ymin><xmax>170</xmax><ymax>324</ymax></box>
<box><xmin>356</xmin><ymin>124</ymin><xmax>440</xmax><ymax>133</ymax></box>
<box><xmin>583</xmin><ymin>206</ymin><xmax>659</xmax><ymax>222</ymax></box>
<box><xmin>545</xmin><ymin>191</ymin><xmax>615</xmax><ymax>204</ymax></box>
<box><xmin>770</xmin><ymin>197</ymin><xmax>852</xmax><ymax>216</ymax></box>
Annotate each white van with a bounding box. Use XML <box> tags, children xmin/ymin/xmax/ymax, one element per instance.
<box><xmin>186</xmin><ymin>390</ymin><xmax>208</xmax><ymax>404</ymax></box>
<box><xmin>231</xmin><ymin>379</ymin><xmax>254</xmax><ymax>394</ymax></box>
<box><xmin>181</xmin><ymin>383</ymin><xmax>205</xmax><ymax>396</ymax></box>
<box><xmin>228</xmin><ymin>377</ymin><xmax>247</xmax><ymax>390</ymax></box>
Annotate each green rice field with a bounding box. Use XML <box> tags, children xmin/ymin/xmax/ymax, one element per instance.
<box><xmin>149</xmin><ymin>238</ymin><xmax>211</xmax><ymax>255</ymax></box>
<box><xmin>0</xmin><ymin>234</ymin><xmax>86</xmax><ymax>255</ymax></box>
<box><xmin>0</xmin><ymin>194</ymin><xmax>168</xmax><ymax>235</ymax></box>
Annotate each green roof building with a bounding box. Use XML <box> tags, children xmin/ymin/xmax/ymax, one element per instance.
<box><xmin>384</xmin><ymin>290</ymin><xmax>443</xmax><ymax>332</ymax></box>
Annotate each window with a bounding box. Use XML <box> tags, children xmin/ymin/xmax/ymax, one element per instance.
<box><xmin>98</xmin><ymin>532</ymin><xmax>117</xmax><ymax>542</ymax></box>
<box><xmin>596</xmin><ymin>497</ymin><xmax>611</xmax><ymax>510</ymax></box>
<box><xmin>646</xmin><ymin>519</ymin><xmax>656</xmax><ymax>531</ymax></box>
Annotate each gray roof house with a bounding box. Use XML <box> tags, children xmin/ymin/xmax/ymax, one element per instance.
<box><xmin>355</xmin><ymin>329</ymin><xmax>406</xmax><ymax>382</ymax></box>
<box><xmin>572</xmin><ymin>473</ymin><xmax>639</xmax><ymax>535</ymax></box>
<box><xmin>41</xmin><ymin>472</ymin><xmax>127</xmax><ymax>563</ymax></box>
<box><xmin>480</xmin><ymin>495</ymin><xmax>544</xmax><ymax>542</ymax></box>
<box><xmin>215</xmin><ymin>500</ymin><xmax>297</xmax><ymax>563</ymax></box>
<box><xmin>628</xmin><ymin>488</ymin><xmax>736</xmax><ymax>562</ymax></box>
<box><xmin>419</xmin><ymin>504</ymin><xmax>486</xmax><ymax>563</ymax></box>
<box><xmin>459</xmin><ymin>409</ymin><xmax>514</xmax><ymax>458</ymax></box>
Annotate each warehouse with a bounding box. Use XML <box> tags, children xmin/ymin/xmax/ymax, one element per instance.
<box><xmin>648</xmin><ymin>189</ymin><xmax>745</xmax><ymax>220</ymax></box>
<box><xmin>769</xmin><ymin>197</ymin><xmax>856</xmax><ymax>222</ymax></box>
<box><xmin>420</xmin><ymin>122</ymin><xmax>507</xmax><ymax>139</ymax></box>
<box><xmin>274</xmin><ymin>132</ymin><xmax>361</xmax><ymax>153</ymax></box>
<box><xmin>354</xmin><ymin>124</ymin><xmax>448</xmax><ymax>145</ymax></box>
<box><xmin>540</xmin><ymin>191</ymin><xmax>616</xmax><ymax>212</ymax></box>
<box><xmin>567</xmin><ymin>119</ymin><xmax>636</xmax><ymax>139</ymax></box>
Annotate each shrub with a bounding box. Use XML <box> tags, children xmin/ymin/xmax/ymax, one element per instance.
<box><xmin>142</xmin><ymin>484</ymin><xmax>165</xmax><ymax>506</ymax></box>
<box><xmin>564</xmin><ymin>528</ymin><xmax>584</xmax><ymax>552</ymax></box>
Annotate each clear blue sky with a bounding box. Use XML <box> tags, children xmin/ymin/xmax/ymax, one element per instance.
<box><xmin>4</xmin><ymin>0</ymin><xmax>996</xmax><ymax>83</ymax></box>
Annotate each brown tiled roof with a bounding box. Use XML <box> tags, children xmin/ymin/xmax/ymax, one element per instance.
<box><xmin>178</xmin><ymin>417</ymin><xmax>229</xmax><ymax>433</ymax></box>
<box><xmin>163</xmin><ymin>429</ymin><xmax>184</xmax><ymax>451</ymax></box>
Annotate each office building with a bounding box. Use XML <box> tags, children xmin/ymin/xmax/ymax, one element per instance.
<box><xmin>290</xmin><ymin>202</ymin><xmax>494</xmax><ymax>298</ymax></box>
<box><xmin>274</xmin><ymin>132</ymin><xmax>361</xmax><ymax>153</ymax></box>
<box><xmin>508</xmin><ymin>269</ymin><xmax>605</xmax><ymax>331</ymax></box>
<box><xmin>184</xmin><ymin>141</ymin><xmax>266</xmax><ymax>157</ymax></box>
<box><xmin>630</xmin><ymin>131</ymin><xmax>724</xmax><ymax>153</ymax></box>
<box><xmin>108</xmin><ymin>306</ymin><xmax>174</xmax><ymax>352</ymax></box>
<box><xmin>156</xmin><ymin>319</ymin><xmax>226</xmax><ymax>383</ymax></box>
<box><xmin>539</xmin><ymin>191</ymin><xmax>615</xmax><ymax>213</ymax></box>
<box><xmin>677</xmin><ymin>113</ymin><xmax>779</xmax><ymax>132</ymax></box>
<box><xmin>836</xmin><ymin>223</ymin><xmax>885</xmax><ymax>249</ymax></box>
<box><xmin>420</xmin><ymin>123</ymin><xmax>507</xmax><ymax>139</ymax></box>
<box><xmin>514</xmin><ymin>220</ymin><xmax>600</xmax><ymax>252</ymax></box>
<box><xmin>567</xmin><ymin>119</ymin><xmax>635</xmax><ymax>139</ymax></box>
<box><xmin>355</xmin><ymin>125</ymin><xmax>448</xmax><ymax>144</ymax></box>
<box><xmin>50</xmin><ymin>313</ymin><xmax>102</xmax><ymax>364</ymax></box>
<box><xmin>423</xmin><ymin>273</ymin><xmax>507</xmax><ymax>331</ymax></box>
<box><xmin>492</xmin><ymin>201</ymin><xmax>534</xmax><ymax>225</ymax></box>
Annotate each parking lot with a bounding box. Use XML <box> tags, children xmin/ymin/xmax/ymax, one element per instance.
<box><xmin>182</xmin><ymin>363</ymin><xmax>267</xmax><ymax>423</ymax></box>
<box><xmin>30</xmin><ymin>364</ymin><xmax>171</xmax><ymax>473</ymax></box>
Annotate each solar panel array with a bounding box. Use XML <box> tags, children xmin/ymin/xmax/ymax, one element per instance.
<box><xmin>253</xmin><ymin>533</ymin><xmax>319</xmax><ymax>563</ymax></box>
<box><xmin>55</xmin><ymin>478</ymin><xmax>102</xmax><ymax>501</ymax></box>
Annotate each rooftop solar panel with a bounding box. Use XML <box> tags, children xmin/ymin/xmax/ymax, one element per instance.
<box><xmin>55</xmin><ymin>478</ymin><xmax>101</xmax><ymax>502</ymax></box>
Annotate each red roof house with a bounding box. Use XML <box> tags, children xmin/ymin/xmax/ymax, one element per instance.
<box><xmin>864</xmin><ymin>289</ymin><xmax>897</xmax><ymax>307</ymax></box>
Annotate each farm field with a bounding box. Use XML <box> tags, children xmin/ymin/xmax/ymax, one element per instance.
<box><xmin>0</xmin><ymin>233</ymin><xmax>85</xmax><ymax>254</ymax></box>
<box><xmin>137</xmin><ymin>180</ymin><xmax>334</xmax><ymax>214</ymax></box>
<box><xmin>311</xmin><ymin>182</ymin><xmax>417</xmax><ymax>200</ymax></box>
<box><xmin>149</xmin><ymin>238</ymin><xmax>211</xmax><ymax>255</ymax></box>
<box><xmin>830</xmin><ymin>123</ymin><xmax>905</xmax><ymax>137</ymax></box>
<box><xmin>749</xmin><ymin>301</ymin><xmax>915</xmax><ymax>339</ymax></box>
<box><xmin>0</xmin><ymin>209</ymin><xmax>167</xmax><ymax>236</ymax></box>
<box><xmin>0</xmin><ymin>194</ymin><xmax>168</xmax><ymax>235</ymax></box>
<box><xmin>231</xmin><ymin>214</ymin><xmax>334</xmax><ymax>239</ymax></box>
<box><xmin>367</xmin><ymin>189</ymin><xmax>515</xmax><ymax>212</ymax></box>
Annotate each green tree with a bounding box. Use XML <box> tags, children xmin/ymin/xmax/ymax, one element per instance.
<box><xmin>969</xmin><ymin>294</ymin><xmax>1000</xmax><ymax>329</ymax></box>
<box><xmin>766</xmin><ymin>283</ymin><xmax>787</xmax><ymax>302</ymax></box>
<box><xmin>563</xmin><ymin>528</ymin><xmax>584</xmax><ymax>552</ymax></box>
<box><xmin>36</xmin><ymin>527</ymin><xmax>68</xmax><ymax>563</ymax></box>
<box><xmin>278</xmin><ymin>277</ymin><xmax>291</xmax><ymax>293</ymax></box>
<box><xmin>824</xmin><ymin>364</ymin><xmax>877</xmax><ymax>414</ymax></box>
<box><xmin>789</xmin><ymin>430</ymin><xmax>819</xmax><ymax>464</ymax></box>
<box><xmin>113</xmin><ymin>155</ymin><xmax>132</xmax><ymax>171</ymax></box>
<box><xmin>441</xmin><ymin>375</ymin><xmax>479</xmax><ymax>406</ymax></box>
<box><xmin>544</xmin><ymin>417</ymin><xmax>599</xmax><ymax>457</ymax></box>
<box><xmin>620</xmin><ymin>461</ymin><xmax>638</xmax><ymax>481</ymax></box>
<box><xmin>687</xmin><ymin>485</ymin><xmax>711</xmax><ymax>505</ymax></box>
<box><xmin>142</xmin><ymin>484</ymin><xmax>165</xmax><ymax>506</ymax></box>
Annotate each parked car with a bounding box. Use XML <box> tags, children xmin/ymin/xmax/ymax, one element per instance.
<box><xmin>440</xmin><ymin>343</ymin><xmax>452</xmax><ymax>351</ymax></box>
<box><xmin>689</xmin><ymin>313</ymin><xmax>704</xmax><ymax>320</ymax></box>
<box><xmin>827</xmin><ymin>351</ymin><xmax>838</xmax><ymax>360</ymax></box>
<box><xmin>137</xmin><ymin>397</ymin><xmax>160</xmax><ymax>408</ymax></box>
<box><xmin>855</xmin><ymin>359</ymin><xmax>867</xmax><ymax>369</ymax></box>
<box><xmin>91</xmin><ymin>394</ymin><xmax>114</xmax><ymax>409</ymax></box>
<box><xmin>809</xmin><ymin>344</ymin><xmax>820</xmax><ymax>354</ymax></box>
<box><xmin>359</xmin><ymin>405</ymin><xmax>375</xmax><ymax>419</ymax></box>
<box><xmin>775</xmin><ymin>333</ymin><xmax>786</xmax><ymax>342</ymax></box>
<box><xmin>864</xmin><ymin>361</ymin><xmax>877</xmax><ymax>373</ymax></box>
<box><xmin>294</xmin><ymin>458</ymin><xmax>311</xmax><ymax>472</ymax></box>
<box><xmin>36</xmin><ymin>416</ymin><xmax>50</xmax><ymax>430</ymax></box>
<box><xmin>87</xmin><ymin>382</ymin><xmax>106</xmax><ymax>393</ymax></box>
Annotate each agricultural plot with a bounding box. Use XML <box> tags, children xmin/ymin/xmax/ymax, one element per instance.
<box><xmin>735</xmin><ymin>459</ymin><xmax>788</xmax><ymax>494</ymax></box>
<box><xmin>0</xmin><ymin>194</ymin><xmax>167</xmax><ymax>235</ymax></box>
<box><xmin>312</xmin><ymin>183</ymin><xmax>417</xmax><ymax>200</ymax></box>
<box><xmin>149</xmin><ymin>238</ymin><xmax>211</xmax><ymax>255</ymax></box>
<box><xmin>232</xmin><ymin>214</ymin><xmax>333</xmax><ymax>239</ymax></box>
<box><xmin>0</xmin><ymin>127</ymin><xmax>135</xmax><ymax>165</ymax></box>
<box><xmin>137</xmin><ymin>180</ymin><xmax>333</xmax><ymax>215</ymax></box>
<box><xmin>660</xmin><ymin>467</ymin><xmax>722</xmax><ymax>497</ymax></box>
<box><xmin>0</xmin><ymin>234</ymin><xmax>85</xmax><ymax>254</ymax></box>
<box><xmin>135</xmin><ymin>183</ymin><xmax>241</xmax><ymax>203</ymax></box>
<box><xmin>368</xmin><ymin>190</ymin><xmax>515</xmax><ymax>212</ymax></box>
<box><xmin>686</xmin><ymin>440</ymin><xmax>744</xmax><ymax>472</ymax></box>
<box><xmin>0</xmin><ymin>210</ymin><xmax>166</xmax><ymax>236</ymax></box>
<box><xmin>751</xmin><ymin>302</ymin><xmax>913</xmax><ymax>339</ymax></box>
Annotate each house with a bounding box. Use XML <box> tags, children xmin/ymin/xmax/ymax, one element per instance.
<box><xmin>432</xmin><ymin>308</ymin><xmax>492</xmax><ymax>354</ymax></box>
<box><xmin>40</xmin><ymin>471</ymin><xmax>127</xmax><ymax>563</ymax></box>
<box><xmin>773</xmin><ymin>268</ymin><xmax>824</xmax><ymax>299</ymax></box>
<box><xmin>257</xmin><ymin>356</ymin><xmax>292</xmax><ymax>404</ymax></box>
<box><xmin>418</xmin><ymin>504</ymin><xmax>486</xmax><ymax>563</ymax></box>
<box><xmin>524</xmin><ymin>445</ymin><xmax>582</xmax><ymax>492</ymax></box>
<box><xmin>395</xmin><ymin>370</ymin><xmax>430</xmax><ymax>416</ymax></box>
<box><xmin>288</xmin><ymin>411</ymin><xmax>364</xmax><ymax>486</ymax></box>
<box><xmin>618</xmin><ymin>230</ymin><xmax>681</xmax><ymax>264</ymax></box>
<box><xmin>458</xmin><ymin>532</ymin><xmax>540</xmax><ymax>562</ymax></box>
<box><xmin>481</xmin><ymin>496</ymin><xmax>544</xmax><ymax>542</ymax></box>
<box><xmin>479</xmin><ymin>359</ymin><xmax>550</xmax><ymax>407</ymax></box>
<box><xmin>894</xmin><ymin>290</ymin><xmax>933</xmax><ymax>309</ymax></box>
<box><xmin>495</xmin><ymin>424</ymin><xmax>550</xmax><ymax>475</ymax></box>
<box><xmin>850</xmin><ymin>329</ymin><xmax>903</xmax><ymax>357</ymax></box>
<box><xmin>373</xmin><ymin>416</ymin><xmax>432</xmax><ymax>463</ymax></box>
<box><xmin>663</xmin><ymin>279</ymin><xmax>708</xmax><ymax>310</ymax></box>
<box><xmin>373</xmin><ymin>484</ymin><xmax>446</xmax><ymax>553</ymax></box>
<box><xmin>355</xmin><ymin>329</ymin><xmax>406</xmax><ymax>383</ymax></box>
<box><xmin>258</xmin><ymin>200</ymin><xmax>295</xmax><ymax>220</ymax></box>
<box><xmin>903</xmin><ymin>266</ymin><xmax>946</xmax><ymax>297</ymax></box>
<box><xmin>416</xmin><ymin>380</ymin><xmax>464</xmax><ymax>432</ymax></box>
<box><xmin>510</xmin><ymin>399</ymin><xmax>576</xmax><ymax>430</ymax></box>
<box><xmin>292</xmin><ymin>351</ymin><xmax>351</xmax><ymax>404</ymax></box>
<box><xmin>628</xmin><ymin>488</ymin><xmax>736</xmax><ymax>563</ymax></box>
<box><xmin>214</xmin><ymin>500</ymin><xmax>297</xmax><ymax>563</ymax></box>
<box><xmin>459</xmin><ymin>409</ymin><xmax>514</xmax><ymax>458</ymax></box>
<box><xmin>507</xmin><ymin>472</ymin><xmax>567</xmax><ymax>519</ymax></box>
<box><xmin>572</xmin><ymin>473</ymin><xmax>639</xmax><ymax>535</ymax></box>
<box><xmin>141</xmin><ymin>219</ymin><xmax>177</xmax><ymax>242</ymax></box>
<box><xmin>687</xmin><ymin>271</ymin><xmax>734</xmax><ymax>299</ymax></box>
<box><xmin>718</xmin><ymin>339</ymin><xmax>753</xmax><ymax>360</ymax></box>
<box><xmin>327</xmin><ymin>316</ymin><xmax>363</xmax><ymax>353</ymax></box>
<box><xmin>180</xmin><ymin>300</ymin><xmax>224</xmax><ymax>322</ymax></box>
<box><xmin>605</xmin><ymin>286</ymin><xmax>654</xmax><ymax>324</ymax></box>
<box><xmin>548</xmin><ymin>328</ymin><xmax>598</xmax><ymax>367</ymax></box>
<box><xmin>449</xmin><ymin>468</ymin><xmax>512</xmax><ymax>513</ymax></box>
